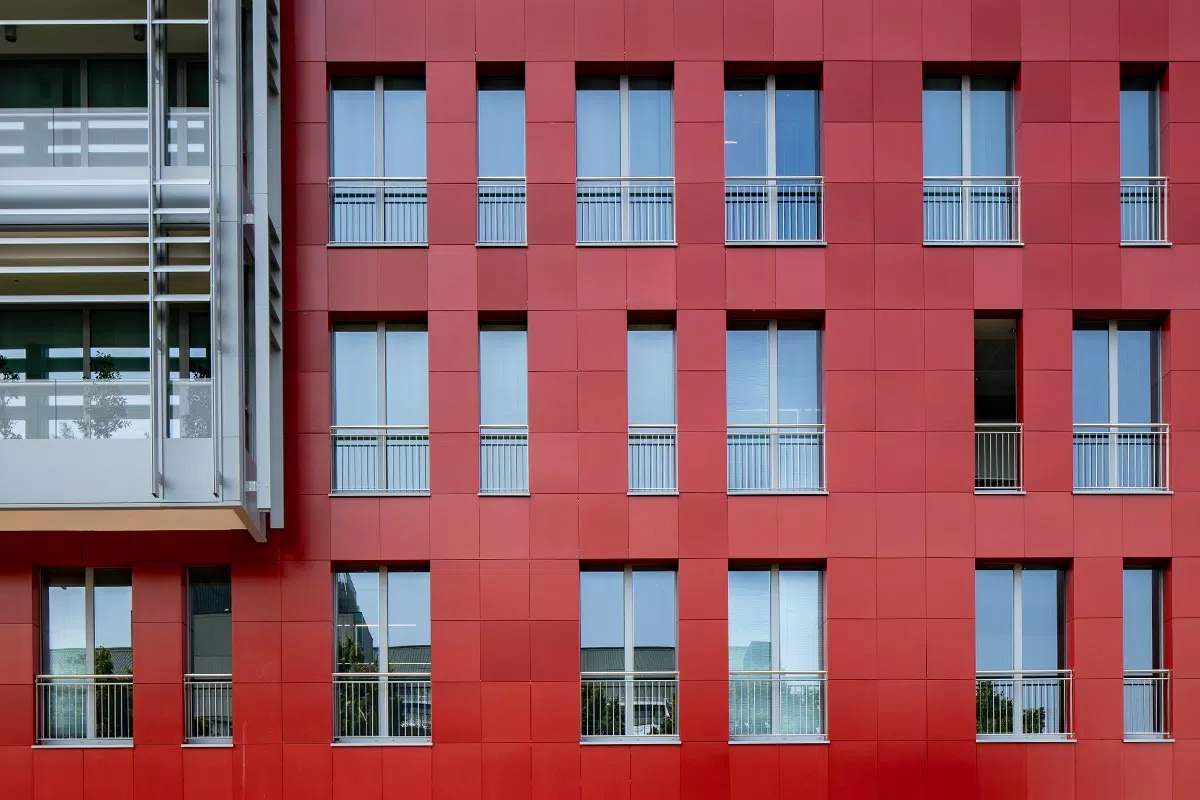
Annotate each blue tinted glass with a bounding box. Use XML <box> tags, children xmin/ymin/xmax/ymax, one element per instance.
<box><xmin>726</xmin><ymin>328</ymin><xmax>769</xmax><ymax>424</ymax></box>
<box><xmin>1021</xmin><ymin>570</ymin><xmax>1061</xmax><ymax>670</ymax></box>
<box><xmin>633</xmin><ymin>570</ymin><xmax>676</xmax><ymax>671</ymax></box>
<box><xmin>1117</xmin><ymin>328</ymin><xmax>1157</xmax><ymax>424</ymax></box>
<box><xmin>333</xmin><ymin>327</ymin><xmax>378</xmax><ymax>425</ymax></box>
<box><xmin>628</xmin><ymin>81</ymin><xmax>673</xmax><ymax>177</ymax></box>
<box><xmin>776</xmin><ymin>328</ymin><xmax>821</xmax><ymax>424</ymax></box>
<box><xmin>383</xmin><ymin>88</ymin><xmax>426</xmax><ymax>176</ymax></box>
<box><xmin>1120</xmin><ymin>89</ymin><xmax>1157</xmax><ymax>176</ymax></box>
<box><xmin>1072</xmin><ymin>328</ymin><xmax>1110</xmax><ymax>424</ymax></box>
<box><xmin>628</xmin><ymin>328</ymin><xmax>675</xmax><ymax>425</ymax></box>
<box><xmin>478</xmin><ymin>89</ymin><xmax>525</xmax><ymax>177</ymax></box>
<box><xmin>725</xmin><ymin>83</ymin><xmax>767</xmax><ymax>177</ymax></box>
<box><xmin>923</xmin><ymin>86</ymin><xmax>962</xmax><ymax>176</ymax></box>
<box><xmin>479</xmin><ymin>329</ymin><xmax>527</xmax><ymax>425</ymax></box>
<box><xmin>776</xmin><ymin>88</ymin><xmax>819</xmax><ymax>177</ymax></box>
<box><xmin>1123</xmin><ymin>569</ymin><xmax>1157</xmax><ymax>670</ymax></box>
<box><xmin>577</xmin><ymin>87</ymin><xmax>620</xmax><ymax>177</ymax></box>
<box><xmin>384</xmin><ymin>327</ymin><xmax>428</xmax><ymax>426</ymax></box>
<box><xmin>976</xmin><ymin>569</ymin><xmax>1015</xmax><ymax>671</ymax></box>
<box><xmin>728</xmin><ymin>571</ymin><xmax>770</xmax><ymax>670</ymax></box>
<box><xmin>970</xmin><ymin>84</ymin><xmax>1011</xmax><ymax>176</ymax></box>
<box><xmin>778</xmin><ymin>570</ymin><xmax>822</xmax><ymax>671</ymax></box>
<box><xmin>331</xmin><ymin>86</ymin><xmax>375</xmax><ymax>176</ymax></box>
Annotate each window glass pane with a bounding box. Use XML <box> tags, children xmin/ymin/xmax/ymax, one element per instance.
<box><xmin>728</xmin><ymin>571</ymin><xmax>771</xmax><ymax>671</ymax></box>
<box><xmin>383</xmin><ymin>85</ymin><xmax>426</xmax><ymax>176</ymax></box>
<box><xmin>775</xmin><ymin>83</ymin><xmax>820</xmax><ymax>177</ymax></box>
<box><xmin>384</xmin><ymin>326</ymin><xmax>428</xmax><ymax>426</ymax></box>
<box><xmin>1120</xmin><ymin>86</ymin><xmax>1157</xmax><ymax>176</ymax></box>
<box><xmin>633</xmin><ymin>570</ymin><xmax>676</xmax><ymax>671</ymax></box>
<box><xmin>727</xmin><ymin>327</ymin><xmax>770</xmax><ymax>424</ymax></box>
<box><xmin>975</xmin><ymin>568</ymin><xmax>1015</xmax><ymax>671</ymax></box>
<box><xmin>628</xmin><ymin>79</ymin><xmax>673</xmax><ymax>177</ymax></box>
<box><xmin>724</xmin><ymin>79</ymin><xmax>767</xmax><ymax>177</ymax></box>
<box><xmin>1123</xmin><ymin>569</ymin><xmax>1156</xmax><ymax>670</ymax></box>
<box><xmin>580</xmin><ymin>571</ymin><xmax>624</xmax><ymax>673</ymax></box>
<box><xmin>576</xmin><ymin>82</ymin><xmax>621</xmax><ymax>177</ymax></box>
<box><xmin>184</xmin><ymin>61</ymin><xmax>209</xmax><ymax>108</ymax></box>
<box><xmin>479</xmin><ymin>328</ymin><xmax>528</xmax><ymax>425</ymax></box>
<box><xmin>330</xmin><ymin>81</ymin><xmax>375</xmax><ymax>177</ymax></box>
<box><xmin>87</xmin><ymin>59</ymin><xmax>148</xmax><ymax>108</ymax></box>
<box><xmin>478</xmin><ymin>87</ymin><xmax>525</xmax><ymax>177</ymax></box>
<box><xmin>44</xmin><ymin>569</ymin><xmax>86</xmax><ymax>675</ymax></box>
<box><xmin>93</xmin><ymin>569</ymin><xmax>133</xmax><ymax>676</ymax></box>
<box><xmin>1073</xmin><ymin>327</ymin><xmax>1110</xmax><ymax>424</ymax></box>
<box><xmin>387</xmin><ymin>571</ymin><xmax>431</xmax><ymax>673</ymax></box>
<box><xmin>776</xmin><ymin>327</ymin><xmax>822</xmax><ymax>424</ymax></box>
<box><xmin>970</xmin><ymin>81</ymin><xmax>1012</xmax><ymax>176</ymax></box>
<box><xmin>333</xmin><ymin>327</ymin><xmax>379</xmax><ymax>425</ymax></box>
<box><xmin>628</xmin><ymin>328</ymin><xmax>675</xmax><ymax>425</ymax></box>
<box><xmin>779</xmin><ymin>570</ymin><xmax>823</xmax><ymax>671</ymax></box>
<box><xmin>0</xmin><ymin>310</ymin><xmax>84</xmax><ymax>380</ymax></box>
<box><xmin>188</xmin><ymin>567</ymin><xmax>232</xmax><ymax>674</ymax></box>
<box><xmin>1117</xmin><ymin>327</ymin><xmax>1158</xmax><ymax>424</ymax></box>
<box><xmin>923</xmin><ymin>82</ymin><xmax>962</xmax><ymax>176</ymax></box>
<box><xmin>90</xmin><ymin>310</ymin><xmax>149</xmax><ymax>380</ymax></box>
<box><xmin>335</xmin><ymin>571</ymin><xmax>380</xmax><ymax>671</ymax></box>
<box><xmin>1021</xmin><ymin>569</ymin><xmax>1061</xmax><ymax>670</ymax></box>
<box><xmin>0</xmin><ymin>60</ymin><xmax>81</xmax><ymax>108</ymax></box>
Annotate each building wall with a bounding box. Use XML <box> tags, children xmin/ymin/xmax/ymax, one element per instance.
<box><xmin>3</xmin><ymin>0</ymin><xmax>1200</xmax><ymax>797</ymax></box>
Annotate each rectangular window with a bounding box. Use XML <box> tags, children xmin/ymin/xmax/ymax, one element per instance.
<box><xmin>334</xmin><ymin>567</ymin><xmax>432</xmax><ymax>741</ymax></box>
<box><xmin>38</xmin><ymin>568</ymin><xmax>133</xmax><ymax>742</ymax></box>
<box><xmin>331</xmin><ymin>323</ymin><xmax>429</xmax><ymax>494</ymax></box>
<box><xmin>186</xmin><ymin>567</ymin><xmax>232</xmax><ymax>742</ymax></box>
<box><xmin>576</xmin><ymin>76</ymin><xmax>674</xmax><ymax>243</ymax></box>
<box><xmin>724</xmin><ymin>75</ymin><xmax>823</xmax><ymax>242</ymax></box>
<box><xmin>329</xmin><ymin>76</ymin><xmax>427</xmax><ymax>243</ymax></box>
<box><xmin>728</xmin><ymin>567</ymin><xmax>825</xmax><ymax>739</ymax></box>
<box><xmin>1120</xmin><ymin>76</ymin><xmax>1167</xmax><ymax>242</ymax></box>
<box><xmin>580</xmin><ymin>567</ymin><xmax>678</xmax><ymax>739</ymax></box>
<box><xmin>478</xmin><ymin>77</ymin><xmax>526</xmax><ymax>244</ymax></box>
<box><xmin>479</xmin><ymin>324</ymin><xmax>528</xmax><ymax>494</ymax></box>
<box><xmin>726</xmin><ymin>321</ymin><xmax>824</xmax><ymax>493</ymax></box>
<box><xmin>922</xmin><ymin>75</ymin><xmax>1018</xmax><ymax>243</ymax></box>
<box><xmin>1072</xmin><ymin>321</ymin><xmax>1166</xmax><ymax>491</ymax></box>
<box><xmin>975</xmin><ymin>566</ymin><xmax>1070</xmax><ymax>738</ymax></box>
<box><xmin>1124</xmin><ymin>566</ymin><xmax>1169</xmax><ymax>738</ymax></box>
<box><xmin>628</xmin><ymin>324</ymin><xmax>676</xmax><ymax>494</ymax></box>
<box><xmin>974</xmin><ymin>317</ymin><xmax>1021</xmax><ymax>491</ymax></box>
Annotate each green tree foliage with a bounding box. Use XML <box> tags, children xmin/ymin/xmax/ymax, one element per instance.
<box><xmin>976</xmin><ymin>680</ymin><xmax>1048</xmax><ymax>734</ymax></box>
<box><xmin>72</xmin><ymin>353</ymin><xmax>132</xmax><ymax>439</ymax></box>
<box><xmin>0</xmin><ymin>354</ymin><xmax>19</xmax><ymax>439</ymax></box>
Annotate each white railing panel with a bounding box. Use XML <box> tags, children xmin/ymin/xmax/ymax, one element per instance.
<box><xmin>1121</xmin><ymin>178</ymin><xmax>1168</xmax><ymax>244</ymax></box>
<box><xmin>329</xmin><ymin>178</ymin><xmax>428</xmax><ymax>244</ymax></box>
<box><xmin>576</xmin><ymin>177</ymin><xmax>675</xmax><ymax>244</ymax></box>
<box><xmin>727</xmin><ymin>424</ymin><xmax>825</xmax><ymax>494</ymax></box>
<box><xmin>975</xmin><ymin>422</ymin><xmax>1023</xmax><ymax>491</ymax></box>
<box><xmin>724</xmin><ymin>177</ymin><xmax>824</xmax><ymax>243</ymax></box>
<box><xmin>976</xmin><ymin>671</ymin><xmax>1072</xmax><ymax>738</ymax></box>
<box><xmin>1072</xmin><ymin>423</ymin><xmax>1169</xmax><ymax>492</ymax></box>
<box><xmin>185</xmin><ymin>674</ymin><xmax>232</xmax><ymax>742</ymax></box>
<box><xmin>480</xmin><ymin>425</ymin><xmax>528</xmax><ymax>495</ymax></box>
<box><xmin>0</xmin><ymin>107</ymin><xmax>209</xmax><ymax>169</ymax></box>
<box><xmin>330</xmin><ymin>425</ymin><xmax>430</xmax><ymax>494</ymax></box>
<box><xmin>478</xmin><ymin>178</ymin><xmax>527</xmax><ymax>244</ymax></box>
<box><xmin>581</xmin><ymin>672</ymin><xmax>678</xmax><ymax>739</ymax></box>
<box><xmin>333</xmin><ymin>673</ymin><xmax>432</xmax><ymax>741</ymax></box>
<box><xmin>728</xmin><ymin>671</ymin><xmax>826</xmax><ymax>739</ymax></box>
<box><xmin>629</xmin><ymin>425</ymin><xmax>677</xmax><ymax>494</ymax></box>
<box><xmin>1124</xmin><ymin>670</ymin><xmax>1170</xmax><ymax>738</ymax></box>
<box><xmin>36</xmin><ymin>674</ymin><xmax>133</xmax><ymax>743</ymax></box>
<box><xmin>923</xmin><ymin>177</ymin><xmax>1020</xmax><ymax>244</ymax></box>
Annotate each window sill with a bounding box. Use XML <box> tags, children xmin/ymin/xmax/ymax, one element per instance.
<box><xmin>730</xmin><ymin>736</ymin><xmax>828</xmax><ymax>745</ymax></box>
<box><xmin>478</xmin><ymin>492</ymin><xmax>531</xmax><ymax>498</ymax></box>
<box><xmin>728</xmin><ymin>490</ymin><xmax>828</xmax><ymax>496</ymax></box>
<box><xmin>477</xmin><ymin>241</ymin><xmax>528</xmax><ymax>248</ymax></box>
<box><xmin>183</xmin><ymin>741</ymin><xmax>233</xmax><ymax>748</ymax></box>
<box><xmin>1072</xmin><ymin>489</ymin><xmax>1172</xmax><ymax>496</ymax></box>
<box><xmin>581</xmin><ymin>736</ymin><xmax>680</xmax><ymax>745</ymax></box>
<box><xmin>975</xmin><ymin>489</ymin><xmax>1026</xmax><ymax>496</ymax></box>
<box><xmin>327</xmin><ymin>242</ymin><xmax>429</xmax><ymax>249</ymax></box>
<box><xmin>977</xmin><ymin>735</ymin><xmax>1074</xmax><ymax>743</ymax></box>
<box><xmin>34</xmin><ymin>741</ymin><xmax>133</xmax><ymax>749</ymax></box>
<box><xmin>725</xmin><ymin>240</ymin><xmax>827</xmax><ymax>247</ymax></box>
<box><xmin>629</xmin><ymin>490</ymin><xmax>679</xmax><ymax>497</ymax></box>
<box><xmin>1120</xmin><ymin>241</ymin><xmax>1172</xmax><ymax>247</ymax></box>
<box><xmin>923</xmin><ymin>241</ymin><xmax>1023</xmax><ymax>247</ymax></box>
<box><xmin>332</xmin><ymin>738</ymin><xmax>432</xmax><ymax>747</ymax></box>
<box><xmin>576</xmin><ymin>241</ymin><xmax>678</xmax><ymax>248</ymax></box>
<box><xmin>1124</xmin><ymin>737</ymin><xmax>1174</xmax><ymax>743</ymax></box>
<box><xmin>329</xmin><ymin>491</ymin><xmax>431</xmax><ymax>498</ymax></box>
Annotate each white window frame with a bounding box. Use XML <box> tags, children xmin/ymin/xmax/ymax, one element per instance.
<box><xmin>931</xmin><ymin>76</ymin><xmax>1015</xmax><ymax>179</ymax></box>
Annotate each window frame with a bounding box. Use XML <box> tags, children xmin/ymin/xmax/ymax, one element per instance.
<box><xmin>976</xmin><ymin>564</ymin><xmax>1066</xmax><ymax>672</ymax></box>
<box><xmin>923</xmin><ymin>75</ymin><xmax>1015</xmax><ymax>178</ymax></box>
<box><xmin>724</xmin><ymin>75</ymin><xmax>822</xmax><ymax>180</ymax></box>
<box><xmin>1120</xmin><ymin>77</ymin><xmax>1162</xmax><ymax>178</ymax></box>
<box><xmin>576</xmin><ymin>75</ymin><xmax>674</xmax><ymax>180</ymax></box>
<box><xmin>331</xmin><ymin>322</ymin><xmax>429</xmax><ymax>427</ymax></box>
<box><xmin>1072</xmin><ymin>320</ymin><xmax>1163</xmax><ymax>426</ymax></box>
<box><xmin>1123</xmin><ymin>565</ymin><xmax>1165</xmax><ymax>671</ymax></box>
<box><xmin>329</xmin><ymin>76</ymin><xmax>427</xmax><ymax>179</ymax></box>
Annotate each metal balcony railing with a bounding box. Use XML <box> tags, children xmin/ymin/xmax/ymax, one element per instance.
<box><xmin>729</xmin><ymin>670</ymin><xmax>826</xmax><ymax>740</ymax></box>
<box><xmin>0</xmin><ymin>107</ymin><xmax>210</xmax><ymax>169</ymax></box>
<box><xmin>975</xmin><ymin>422</ymin><xmax>1023</xmax><ymax>492</ymax></box>
<box><xmin>923</xmin><ymin>176</ymin><xmax>1021</xmax><ymax>244</ymax></box>
<box><xmin>185</xmin><ymin>674</ymin><xmax>232</xmax><ymax>743</ymax></box>
<box><xmin>1121</xmin><ymin>178</ymin><xmax>1169</xmax><ymax>244</ymax></box>
<box><xmin>333</xmin><ymin>673</ymin><xmax>432</xmax><ymax>741</ymax></box>
<box><xmin>1072</xmin><ymin>423</ymin><xmax>1169</xmax><ymax>492</ymax></box>
<box><xmin>724</xmin><ymin>177</ymin><xmax>824</xmax><ymax>243</ymax></box>
<box><xmin>328</xmin><ymin>177</ymin><xmax>428</xmax><ymax>245</ymax></box>
<box><xmin>330</xmin><ymin>425</ymin><xmax>430</xmax><ymax>495</ymax></box>
<box><xmin>576</xmin><ymin>177</ymin><xmax>675</xmax><ymax>244</ymax></box>
<box><xmin>480</xmin><ymin>424</ymin><xmax>529</xmax><ymax>495</ymax></box>
<box><xmin>629</xmin><ymin>424</ymin><xmax>677</xmax><ymax>495</ymax></box>
<box><xmin>1124</xmin><ymin>669</ymin><xmax>1170</xmax><ymax>739</ymax></box>
<box><xmin>478</xmin><ymin>178</ymin><xmax>527</xmax><ymax>244</ymax></box>
<box><xmin>36</xmin><ymin>674</ymin><xmax>133</xmax><ymax>743</ymax></box>
<box><xmin>581</xmin><ymin>671</ymin><xmax>678</xmax><ymax>740</ymax></box>
<box><xmin>976</xmin><ymin>670</ymin><xmax>1072</xmax><ymax>739</ymax></box>
<box><xmin>727</xmin><ymin>423</ymin><xmax>825</xmax><ymax>494</ymax></box>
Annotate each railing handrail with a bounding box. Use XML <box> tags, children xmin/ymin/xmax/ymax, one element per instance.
<box><xmin>1124</xmin><ymin>668</ymin><xmax>1171</xmax><ymax>676</ymax></box>
<box><xmin>975</xmin><ymin>421</ymin><xmax>1023</xmax><ymax>429</ymax></box>
<box><xmin>332</xmin><ymin>671</ymin><xmax>432</xmax><ymax>679</ymax></box>
<box><xmin>923</xmin><ymin>175</ymin><xmax>1020</xmax><ymax>181</ymax></box>
<box><xmin>580</xmin><ymin>670</ymin><xmax>679</xmax><ymax>678</ymax></box>
<box><xmin>629</xmin><ymin>423</ymin><xmax>677</xmax><ymax>430</ymax></box>
<box><xmin>727</xmin><ymin>422</ymin><xmax>825</xmax><ymax>430</ymax></box>
<box><xmin>0</xmin><ymin>106</ymin><xmax>209</xmax><ymax>118</ymax></box>
<box><xmin>184</xmin><ymin>673</ymin><xmax>233</xmax><ymax>680</ymax></box>
<box><xmin>328</xmin><ymin>176</ymin><xmax>428</xmax><ymax>183</ymax></box>
<box><xmin>1120</xmin><ymin>175</ymin><xmax>1168</xmax><ymax>181</ymax></box>
<box><xmin>976</xmin><ymin>669</ymin><xmax>1072</xmax><ymax>677</ymax></box>
<box><xmin>477</xmin><ymin>176</ymin><xmax>527</xmax><ymax>182</ymax></box>
<box><xmin>725</xmin><ymin>175</ymin><xmax>824</xmax><ymax>181</ymax></box>
<box><xmin>1072</xmin><ymin>422</ymin><xmax>1169</xmax><ymax>430</ymax></box>
<box><xmin>576</xmin><ymin>175</ymin><xmax>675</xmax><ymax>182</ymax></box>
<box><xmin>330</xmin><ymin>424</ymin><xmax>430</xmax><ymax>432</ymax></box>
<box><xmin>729</xmin><ymin>669</ymin><xmax>826</xmax><ymax>676</ymax></box>
<box><xmin>480</xmin><ymin>423</ymin><xmax>529</xmax><ymax>430</ymax></box>
<box><xmin>36</xmin><ymin>673</ymin><xmax>133</xmax><ymax>681</ymax></box>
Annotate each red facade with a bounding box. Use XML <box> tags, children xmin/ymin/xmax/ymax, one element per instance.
<box><xmin>5</xmin><ymin>0</ymin><xmax>1200</xmax><ymax>797</ymax></box>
